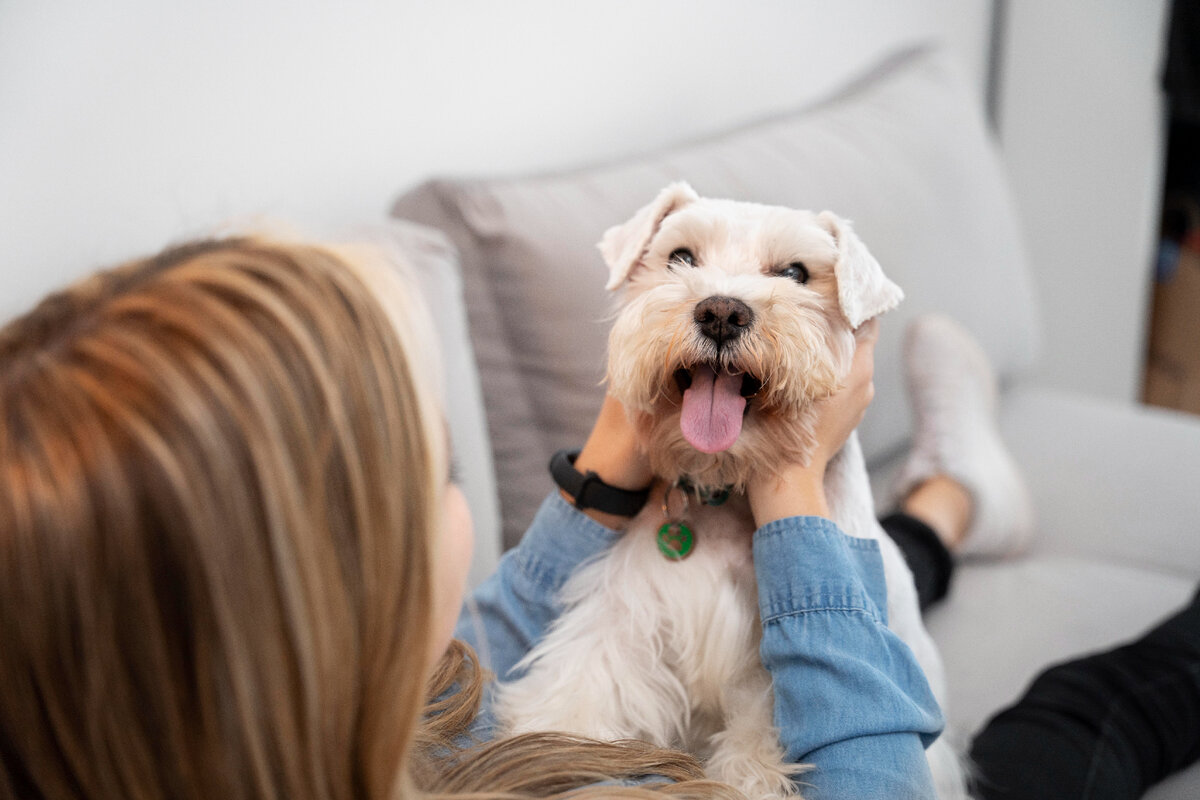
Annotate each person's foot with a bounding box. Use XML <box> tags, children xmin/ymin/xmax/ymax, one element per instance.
<box><xmin>891</xmin><ymin>314</ymin><xmax>1034</xmax><ymax>558</ymax></box>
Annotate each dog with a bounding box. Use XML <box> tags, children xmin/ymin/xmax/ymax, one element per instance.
<box><xmin>496</xmin><ymin>183</ymin><xmax>966</xmax><ymax>798</ymax></box>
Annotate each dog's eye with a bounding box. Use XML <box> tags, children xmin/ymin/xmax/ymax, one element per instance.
<box><xmin>668</xmin><ymin>248</ymin><xmax>697</xmax><ymax>268</ymax></box>
<box><xmin>779</xmin><ymin>262</ymin><xmax>809</xmax><ymax>284</ymax></box>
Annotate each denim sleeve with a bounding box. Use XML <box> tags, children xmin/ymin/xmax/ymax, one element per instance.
<box><xmin>754</xmin><ymin>516</ymin><xmax>944</xmax><ymax>800</ymax></box>
<box><xmin>454</xmin><ymin>492</ymin><xmax>619</xmax><ymax>681</ymax></box>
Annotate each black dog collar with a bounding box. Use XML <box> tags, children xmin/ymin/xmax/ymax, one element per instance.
<box><xmin>549</xmin><ymin>448</ymin><xmax>652</xmax><ymax>517</ymax></box>
<box><xmin>675</xmin><ymin>476</ymin><xmax>733</xmax><ymax>507</ymax></box>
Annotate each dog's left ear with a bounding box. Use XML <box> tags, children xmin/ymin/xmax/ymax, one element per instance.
<box><xmin>599</xmin><ymin>182</ymin><xmax>699</xmax><ymax>290</ymax></box>
<box><xmin>818</xmin><ymin>211</ymin><xmax>904</xmax><ymax>328</ymax></box>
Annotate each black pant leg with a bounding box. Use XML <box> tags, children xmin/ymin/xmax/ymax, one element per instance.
<box><xmin>878</xmin><ymin>511</ymin><xmax>955</xmax><ymax>612</ymax></box>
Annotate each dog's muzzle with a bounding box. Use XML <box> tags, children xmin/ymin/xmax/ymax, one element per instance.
<box><xmin>655</xmin><ymin>296</ymin><xmax>764</xmax><ymax>456</ymax></box>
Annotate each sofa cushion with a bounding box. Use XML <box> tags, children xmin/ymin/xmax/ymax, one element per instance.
<box><xmin>999</xmin><ymin>386</ymin><xmax>1200</xmax><ymax>577</ymax></box>
<box><xmin>392</xmin><ymin>45</ymin><xmax>1039</xmax><ymax>548</ymax></box>
<box><xmin>928</xmin><ymin>552</ymin><xmax>1200</xmax><ymax>800</ymax></box>
<box><xmin>868</xmin><ymin>385</ymin><xmax>1200</xmax><ymax>798</ymax></box>
<box><xmin>925</xmin><ymin>550</ymin><xmax>1200</xmax><ymax>800</ymax></box>
<box><xmin>925</xmin><ymin>555</ymin><xmax>1194</xmax><ymax>741</ymax></box>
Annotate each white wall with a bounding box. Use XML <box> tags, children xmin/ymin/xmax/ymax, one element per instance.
<box><xmin>997</xmin><ymin>0</ymin><xmax>1170</xmax><ymax>401</ymax></box>
<box><xmin>3</xmin><ymin>1</ymin><xmax>1169</xmax><ymax>405</ymax></box>
<box><xmin>0</xmin><ymin>1</ymin><xmax>991</xmax><ymax>325</ymax></box>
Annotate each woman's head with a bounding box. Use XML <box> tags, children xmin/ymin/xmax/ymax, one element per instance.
<box><xmin>0</xmin><ymin>237</ymin><xmax>463</xmax><ymax>800</ymax></box>
<box><xmin>0</xmin><ymin>235</ymin><xmax>739</xmax><ymax>800</ymax></box>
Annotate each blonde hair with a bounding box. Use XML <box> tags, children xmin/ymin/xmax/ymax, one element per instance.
<box><xmin>0</xmin><ymin>238</ymin><xmax>744</xmax><ymax>800</ymax></box>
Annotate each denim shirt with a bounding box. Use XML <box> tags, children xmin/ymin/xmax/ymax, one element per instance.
<box><xmin>455</xmin><ymin>493</ymin><xmax>943</xmax><ymax>799</ymax></box>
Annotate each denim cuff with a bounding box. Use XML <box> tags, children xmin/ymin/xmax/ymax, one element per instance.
<box><xmin>753</xmin><ymin>515</ymin><xmax>889</xmax><ymax>627</ymax></box>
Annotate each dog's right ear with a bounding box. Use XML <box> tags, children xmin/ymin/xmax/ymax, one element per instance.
<box><xmin>818</xmin><ymin>211</ymin><xmax>904</xmax><ymax>329</ymax></box>
<box><xmin>599</xmin><ymin>182</ymin><xmax>699</xmax><ymax>290</ymax></box>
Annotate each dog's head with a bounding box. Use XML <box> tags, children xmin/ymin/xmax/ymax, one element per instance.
<box><xmin>600</xmin><ymin>182</ymin><xmax>902</xmax><ymax>488</ymax></box>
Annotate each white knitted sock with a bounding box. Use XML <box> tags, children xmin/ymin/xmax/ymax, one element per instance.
<box><xmin>891</xmin><ymin>314</ymin><xmax>1034</xmax><ymax>558</ymax></box>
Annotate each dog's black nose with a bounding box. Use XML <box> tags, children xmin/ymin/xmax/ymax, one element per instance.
<box><xmin>693</xmin><ymin>296</ymin><xmax>754</xmax><ymax>346</ymax></box>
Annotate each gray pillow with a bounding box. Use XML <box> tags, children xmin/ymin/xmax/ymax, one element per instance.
<box><xmin>392</xmin><ymin>45</ymin><xmax>1039</xmax><ymax>549</ymax></box>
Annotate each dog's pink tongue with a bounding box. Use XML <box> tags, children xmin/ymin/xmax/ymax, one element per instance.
<box><xmin>680</xmin><ymin>367</ymin><xmax>746</xmax><ymax>454</ymax></box>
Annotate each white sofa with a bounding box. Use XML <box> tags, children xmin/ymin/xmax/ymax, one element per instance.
<box><xmin>384</xmin><ymin>46</ymin><xmax>1200</xmax><ymax>798</ymax></box>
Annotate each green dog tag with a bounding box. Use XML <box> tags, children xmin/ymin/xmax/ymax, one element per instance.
<box><xmin>656</xmin><ymin>521</ymin><xmax>694</xmax><ymax>560</ymax></box>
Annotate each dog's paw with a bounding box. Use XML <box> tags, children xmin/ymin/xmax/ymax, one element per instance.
<box><xmin>706</xmin><ymin>734</ymin><xmax>808</xmax><ymax>799</ymax></box>
<box><xmin>706</xmin><ymin>758</ymin><xmax>808</xmax><ymax>800</ymax></box>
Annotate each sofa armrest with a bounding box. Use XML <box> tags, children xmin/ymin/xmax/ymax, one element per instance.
<box><xmin>999</xmin><ymin>385</ymin><xmax>1200</xmax><ymax>577</ymax></box>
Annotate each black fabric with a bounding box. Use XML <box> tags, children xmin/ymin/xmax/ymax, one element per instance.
<box><xmin>879</xmin><ymin>511</ymin><xmax>955</xmax><ymax>611</ymax></box>
<box><xmin>1164</xmin><ymin>0</ymin><xmax>1200</xmax><ymax>126</ymax></box>
<box><xmin>970</xmin><ymin>586</ymin><xmax>1200</xmax><ymax>800</ymax></box>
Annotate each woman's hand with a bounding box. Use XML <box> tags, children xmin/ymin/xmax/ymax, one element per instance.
<box><xmin>747</xmin><ymin>319</ymin><xmax>880</xmax><ymax>527</ymax></box>
<box><xmin>569</xmin><ymin>395</ymin><xmax>655</xmax><ymax>530</ymax></box>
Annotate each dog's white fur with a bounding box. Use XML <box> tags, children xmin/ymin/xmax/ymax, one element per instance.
<box><xmin>497</xmin><ymin>183</ymin><xmax>966</xmax><ymax>798</ymax></box>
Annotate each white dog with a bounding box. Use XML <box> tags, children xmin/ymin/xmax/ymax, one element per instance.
<box><xmin>497</xmin><ymin>183</ymin><xmax>966</xmax><ymax>798</ymax></box>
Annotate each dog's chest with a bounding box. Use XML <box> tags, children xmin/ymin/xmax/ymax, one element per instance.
<box><xmin>612</xmin><ymin>496</ymin><xmax>763</xmax><ymax>706</ymax></box>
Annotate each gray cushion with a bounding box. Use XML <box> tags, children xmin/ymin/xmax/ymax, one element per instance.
<box><xmin>391</xmin><ymin>44</ymin><xmax>1039</xmax><ymax>549</ymax></box>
